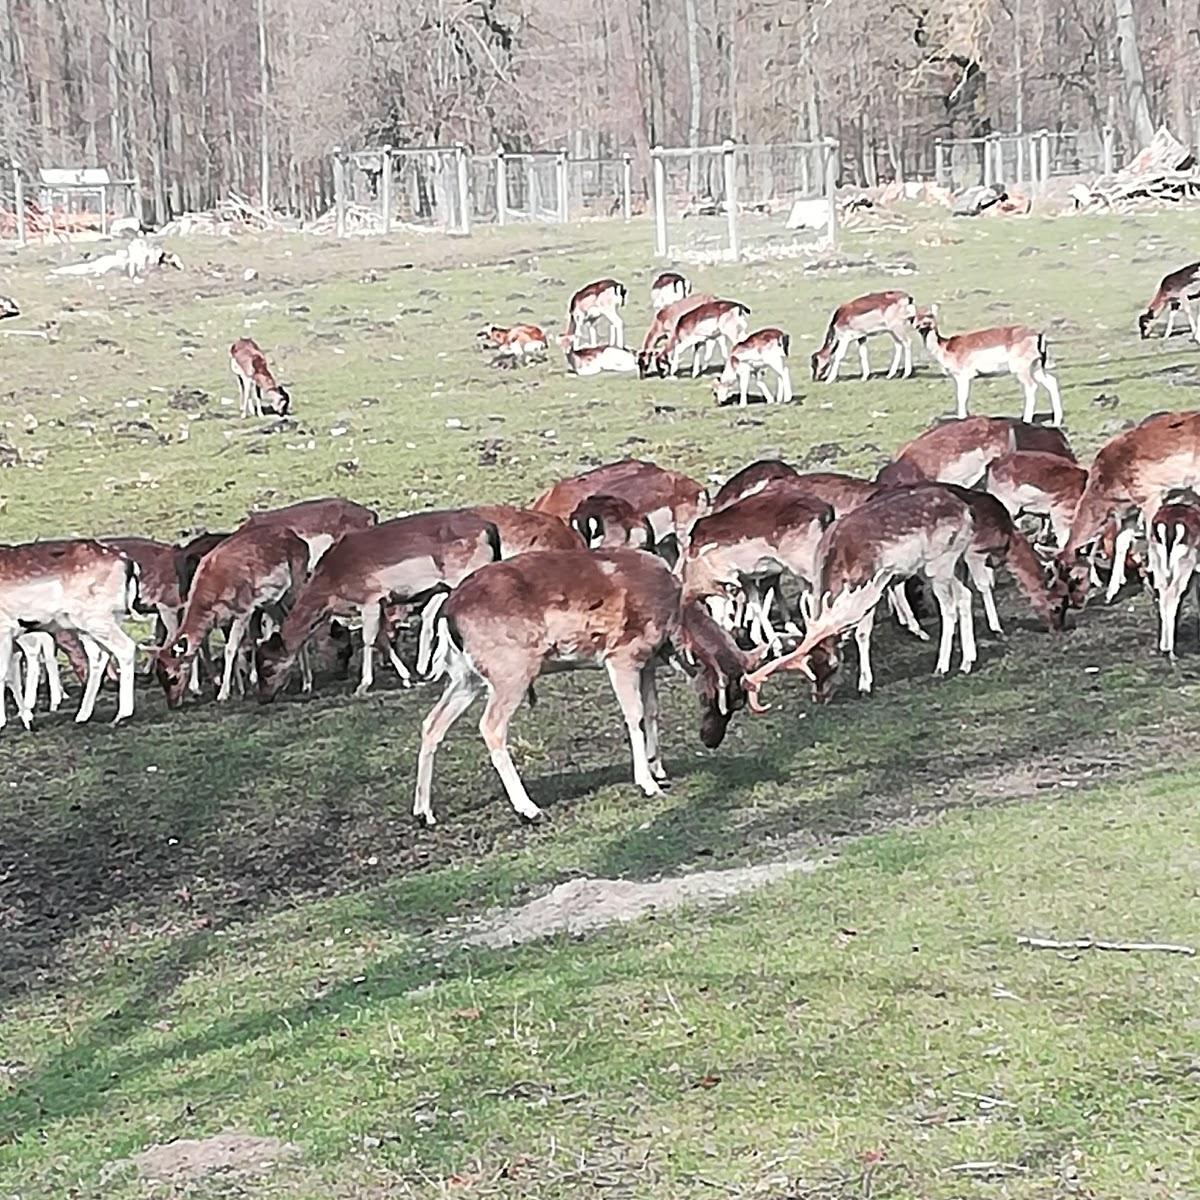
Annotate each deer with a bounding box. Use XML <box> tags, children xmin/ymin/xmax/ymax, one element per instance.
<box><xmin>99</xmin><ymin>536</ymin><xmax>186</xmax><ymax>678</ymax></box>
<box><xmin>650</xmin><ymin>270</ymin><xmax>690</xmax><ymax>313</ymax></box>
<box><xmin>569</xmin><ymin>494</ymin><xmax>655</xmax><ymax>550</ymax></box>
<box><xmin>153</xmin><ymin>524</ymin><xmax>312</xmax><ymax>708</ymax></box>
<box><xmin>638</xmin><ymin>292</ymin><xmax>715</xmax><ymax>376</ymax></box>
<box><xmin>412</xmin><ymin>548</ymin><xmax>756</xmax><ymax>825</ymax></box>
<box><xmin>880</xmin><ymin>416</ymin><xmax>1025</xmax><ymax>490</ymax></box>
<box><xmin>1145</xmin><ymin>496</ymin><xmax>1200</xmax><ymax>658</ymax></box>
<box><xmin>712</xmin><ymin>328</ymin><xmax>792</xmax><ymax>406</ymax></box>
<box><xmin>531</xmin><ymin>459</ymin><xmax>708</xmax><ymax>560</ymax></box>
<box><xmin>240</xmin><ymin>497</ymin><xmax>377</xmax><ymax>571</ymax></box>
<box><xmin>1138</xmin><ymin>262</ymin><xmax>1200</xmax><ymax>340</ymax></box>
<box><xmin>985</xmin><ymin>450</ymin><xmax>1088</xmax><ymax>550</ymax></box>
<box><xmin>913</xmin><ymin>306</ymin><xmax>1063</xmax><ymax>426</ymax></box>
<box><xmin>256</xmin><ymin>509</ymin><xmax>502</xmax><ymax>701</ymax></box>
<box><xmin>0</xmin><ymin>539</ymin><xmax>139</xmax><ymax>729</ymax></box>
<box><xmin>1057</xmin><ymin>410</ymin><xmax>1200</xmax><ymax>607</ymax></box>
<box><xmin>742</xmin><ymin>485</ymin><xmax>978</xmax><ymax>708</ymax></box>
<box><xmin>564</xmin><ymin>278</ymin><xmax>627</xmax><ymax>348</ymax></box>
<box><xmin>231</xmin><ymin>337</ymin><xmax>290</xmax><ymax>418</ymax></box>
<box><xmin>713</xmin><ymin>460</ymin><xmax>798</xmax><ymax>510</ymax></box>
<box><xmin>476</xmin><ymin>323</ymin><xmax>548</xmax><ymax>362</ymax></box>
<box><xmin>559</xmin><ymin>333</ymin><xmax>638</xmax><ymax>375</ymax></box>
<box><xmin>657</xmin><ymin>299</ymin><xmax>751</xmax><ymax>378</ymax></box>
<box><xmin>810</xmin><ymin>291</ymin><xmax>915</xmax><ymax>383</ymax></box>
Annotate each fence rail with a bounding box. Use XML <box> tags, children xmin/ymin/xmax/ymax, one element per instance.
<box><xmin>934</xmin><ymin>128</ymin><xmax>1119</xmax><ymax>193</ymax></box>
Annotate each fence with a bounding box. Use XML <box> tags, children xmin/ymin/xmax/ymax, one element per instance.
<box><xmin>650</xmin><ymin>139</ymin><xmax>838</xmax><ymax>262</ymax></box>
<box><xmin>934</xmin><ymin>128</ymin><xmax>1120</xmax><ymax>193</ymax></box>
<box><xmin>330</xmin><ymin>145</ymin><xmax>470</xmax><ymax>236</ymax></box>
<box><xmin>2</xmin><ymin>161</ymin><xmax>141</xmax><ymax>244</ymax></box>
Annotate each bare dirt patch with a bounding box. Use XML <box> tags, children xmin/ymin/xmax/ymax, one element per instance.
<box><xmin>116</xmin><ymin>1131</ymin><xmax>299</xmax><ymax>1186</ymax></box>
<box><xmin>464</xmin><ymin>858</ymin><xmax>826</xmax><ymax>948</ymax></box>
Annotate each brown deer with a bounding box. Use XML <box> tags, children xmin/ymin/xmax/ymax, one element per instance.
<box><xmin>743</xmin><ymin>485</ymin><xmax>978</xmax><ymax>707</ymax></box>
<box><xmin>810</xmin><ymin>291</ymin><xmax>915</xmax><ymax>383</ymax></box>
<box><xmin>0</xmin><ymin>539</ymin><xmax>139</xmax><ymax>728</ymax></box>
<box><xmin>880</xmin><ymin>416</ymin><xmax>1023</xmax><ymax>489</ymax></box>
<box><xmin>1146</xmin><ymin>497</ymin><xmax>1200</xmax><ymax>657</ymax></box>
<box><xmin>638</xmin><ymin>292</ymin><xmax>715</xmax><ymax>376</ymax></box>
<box><xmin>712</xmin><ymin>328</ymin><xmax>792</xmax><ymax>405</ymax></box>
<box><xmin>658</xmin><ymin>299</ymin><xmax>751</xmax><ymax>377</ymax></box>
<box><xmin>476</xmin><ymin>323</ymin><xmax>548</xmax><ymax>362</ymax></box>
<box><xmin>467</xmin><ymin>505</ymin><xmax>582</xmax><ymax>556</ymax></box>
<box><xmin>564</xmin><ymin>278</ymin><xmax>626</xmax><ymax>347</ymax></box>
<box><xmin>650</xmin><ymin>270</ymin><xmax>690</xmax><ymax>312</ymax></box>
<box><xmin>230</xmin><ymin>337</ymin><xmax>290</xmax><ymax>418</ymax></box>
<box><xmin>913</xmin><ymin>307</ymin><xmax>1063</xmax><ymax>425</ymax></box>
<box><xmin>153</xmin><ymin>524</ymin><xmax>312</xmax><ymax>708</ymax></box>
<box><xmin>713</xmin><ymin>460</ymin><xmax>798</xmax><ymax>510</ymax></box>
<box><xmin>559</xmin><ymin>333</ymin><xmax>638</xmax><ymax>375</ymax></box>
<box><xmin>256</xmin><ymin>509</ymin><xmax>502</xmax><ymax>700</ymax></box>
<box><xmin>240</xmin><ymin>497</ymin><xmax>377</xmax><ymax>570</ymax></box>
<box><xmin>1138</xmin><ymin>262</ymin><xmax>1200</xmax><ymax>340</ymax></box>
<box><xmin>985</xmin><ymin>450</ymin><xmax>1088</xmax><ymax>549</ymax></box>
<box><xmin>569</xmin><ymin>495</ymin><xmax>655</xmax><ymax>550</ymax></box>
<box><xmin>412</xmin><ymin>548</ymin><xmax>756</xmax><ymax>825</ymax></box>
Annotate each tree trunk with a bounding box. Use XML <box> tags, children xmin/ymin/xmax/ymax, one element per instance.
<box><xmin>256</xmin><ymin>0</ymin><xmax>270</xmax><ymax>210</ymax></box>
<box><xmin>1111</xmin><ymin>0</ymin><xmax>1155</xmax><ymax>148</ymax></box>
<box><xmin>684</xmin><ymin>0</ymin><xmax>702</xmax><ymax>193</ymax></box>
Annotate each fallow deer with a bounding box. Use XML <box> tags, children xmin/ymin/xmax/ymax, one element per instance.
<box><xmin>810</xmin><ymin>291</ymin><xmax>915</xmax><ymax>383</ymax></box>
<box><xmin>240</xmin><ymin>496</ymin><xmax>377</xmax><ymax>571</ymax></box>
<box><xmin>657</xmin><ymin>299</ymin><xmax>751</xmax><ymax>378</ymax></box>
<box><xmin>913</xmin><ymin>307</ymin><xmax>1063</xmax><ymax>425</ymax></box>
<box><xmin>531</xmin><ymin>459</ymin><xmax>708</xmax><ymax>558</ymax></box>
<box><xmin>559</xmin><ymin>333</ymin><xmax>638</xmax><ymax>375</ymax></box>
<box><xmin>712</xmin><ymin>328</ymin><xmax>792</xmax><ymax>406</ymax></box>
<box><xmin>153</xmin><ymin>524</ymin><xmax>312</xmax><ymax>708</ymax></box>
<box><xmin>565</xmin><ymin>278</ymin><xmax>627</xmax><ymax>348</ymax></box>
<box><xmin>743</xmin><ymin>485</ymin><xmax>978</xmax><ymax>707</ymax></box>
<box><xmin>985</xmin><ymin>450</ymin><xmax>1088</xmax><ymax>549</ymax></box>
<box><xmin>476</xmin><ymin>323</ymin><xmax>549</xmax><ymax>362</ymax></box>
<box><xmin>638</xmin><ymin>292</ymin><xmax>714</xmax><ymax>376</ymax></box>
<box><xmin>0</xmin><ymin>539</ymin><xmax>139</xmax><ymax>729</ymax></box>
<box><xmin>880</xmin><ymin>416</ymin><xmax>1022</xmax><ymax>489</ymax></box>
<box><xmin>231</xmin><ymin>337</ymin><xmax>290</xmax><ymax>418</ymax></box>
<box><xmin>650</xmin><ymin>270</ymin><xmax>690</xmax><ymax>313</ymax></box>
<box><xmin>1138</xmin><ymin>262</ymin><xmax>1200</xmax><ymax>340</ymax></box>
<box><xmin>712</xmin><ymin>460</ymin><xmax>797</xmax><ymax>510</ymax></box>
<box><xmin>256</xmin><ymin>509</ymin><xmax>502</xmax><ymax>700</ymax></box>
<box><xmin>569</xmin><ymin>495</ymin><xmax>655</xmax><ymax>550</ymax></box>
<box><xmin>101</xmin><ymin>536</ymin><xmax>184</xmax><ymax>665</ymax></box>
<box><xmin>1146</xmin><ymin>497</ymin><xmax>1200</xmax><ymax>658</ymax></box>
<box><xmin>412</xmin><ymin>548</ymin><xmax>755</xmax><ymax>825</ymax></box>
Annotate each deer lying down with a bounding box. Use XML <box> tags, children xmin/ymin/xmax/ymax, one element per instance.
<box><xmin>1138</xmin><ymin>262</ymin><xmax>1200</xmax><ymax>340</ymax></box>
<box><xmin>811</xmin><ymin>291</ymin><xmax>915</xmax><ymax>383</ymax></box>
<box><xmin>712</xmin><ymin>329</ymin><xmax>791</xmax><ymax>405</ymax></box>
<box><xmin>650</xmin><ymin>271</ymin><xmax>690</xmax><ymax>313</ymax></box>
<box><xmin>985</xmin><ymin>451</ymin><xmax>1088</xmax><ymax>549</ymax></box>
<box><xmin>743</xmin><ymin>485</ymin><xmax>977</xmax><ymax>708</ymax></box>
<box><xmin>413</xmin><ymin>548</ymin><xmax>754</xmax><ymax>825</ymax></box>
<box><xmin>1146</xmin><ymin>498</ymin><xmax>1200</xmax><ymax>658</ymax></box>
<box><xmin>231</xmin><ymin>337</ymin><xmax>290</xmax><ymax>418</ymax></box>
<box><xmin>560</xmin><ymin>334</ymin><xmax>638</xmax><ymax>375</ymax></box>
<box><xmin>565</xmin><ymin>278</ymin><xmax>627</xmax><ymax>347</ymax></box>
<box><xmin>914</xmin><ymin>307</ymin><xmax>1062</xmax><ymax>425</ymax></box>
<box><xmin>477</xmin><ymin>323</ymin><xmax>549</xmax><ymax>362</ymax></box>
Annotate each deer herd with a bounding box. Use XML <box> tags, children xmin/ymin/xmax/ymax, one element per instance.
<box><xmin>2</xmin><ymin>261</ymin><xmax>1199</xmax><ymax>825</ymax></box>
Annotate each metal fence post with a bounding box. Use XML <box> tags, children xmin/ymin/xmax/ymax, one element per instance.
<box><xmin>722</xmin><ymin>139</ymin><xmax>739</xmax><ymax>262</ymax></box>
<box><xmin>983</xmin><ymin>137</ymin><xmax>994</xmax><ymax>187</ymax></box>
<box><xmin>1039</xmin><ymin>129</ymin><xmax>1051</xmax><ymax>188</ymax></box>
<box><xmin>824</xmin><ymin>138</ymin><xmax>838</xmax><ymax>247</ymax></box>
<box><xmin>994</xmin><ymin>138</ymin><xmax>1005</xmax><ymax>186</ymax></box>
<box><xmin>380</xmin><ymin>144</ymin><xmax>393</xmax><ymax>234</ymax></box>
<box><xmin>12</xmin><ymin>162</ymin><xmax>26</xmax><ymax>246</ymax></box>
<box><xmin>652</xmin><ymin>147</ymin><xmax>667</xmax><ymax>257</ymax></box>
<box><xmin>332</xmin><ymin>148</ymin><xmax>346</xmax><ymax>237</ymax></box>
<box><xmin>495</xmin><ymin>148</ymin><xmax>508</xmax><ymax>225</ymax></box>
<box><xmin>555</xmin><ymin>149</ymin><xmax>569</xmax><ymax>223</ymax></box>
<box><xmin>934</xmin><ymin>139</ymin><xmax>946</xmax><ymax>188</ymax></box>
<box><xmin>1102</xmin><ymin>125</ymin><xmax>1114</xmax><ymax>175</ymax></box>
<box><xmin>621</xmin><ymin>153</ymin><xmax>632</xmax><ymax>221</ymax></box>
<box><xmin>526</xmin><ymin>156</ymin><xmax>537</xmax><ymax>219</ymax></box>
<box><xmin>455</xmin><ymin>143</ymin><xmax>471</xmax><ymax>234</ymax></box>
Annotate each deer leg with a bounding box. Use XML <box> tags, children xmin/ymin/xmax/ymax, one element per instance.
<box><xmin>886</xmin><ymin>333</ymin><xmax>903</xmax><ymax>379</ymax></box>
<box><xmin>902</xmin><ymin>334</ymin><xmax>913</xmax><ymax>378</ymax></box>
<box><xmin>640</xmin><ymin>666</ymin><xmax>666</xmax><ymax>780</ymax></box>
<box><xmin>1165</xmin><ymin>305</ymin><xmax>1178</xmax><ymax>339</ymax></box>
<box><xmin>828</xmin><ymin>335</ymin><xmax>849</xmax><ymax>382</ymax></box>
<box><xmin>1159</xmin><ymin>576</ymin><xmax>1183</xmax><ymax>657</ymax></box>
<box><xmin>609</xmin><ymin>312</ymin><xmax>624</xmax><ymax>348</ymax></box>
<box><xmin>380</xmin><ymin>605</ymin><xmax>415</xmax><ymax>686</ymax></box>
<box><xmin>74</xmin><ymin>637</ymin><xmax>110</xmax><ymax>723</ymax></box>
<box><xmin>778</xmin><ymin>361</ymin><xmax>793</xmax><ymax>403</ymax></box>
<box><xmin>966</xmin><ymin>554</ymin><xmax>1003</xmax><ymax>634</ymax></box>
<box><xmin>1187</xmin><ymin>298</ymin><xmax>1200</xmax><ymax>342</ymax></box>
<box><xmin>738</xmin><ymin>362</ymin><xmax>751</xmax><ymax>406</ymax></box>
<box><xmin>37</xmin><ymin>633</ymin><xmax>63</xmax><ymax>712</ymax></box>
<box><xmin>0</xmin><ymin>631</ymin><xmax>21</xmax><ymax>730</ymax></box>
<box><xmin>606</xmin><ymin>659</ymin><xmax>663</xmax><ymax>797</ymax></box>
<box><xmin>857</xmin><ymin>338</ymin><xmax>870</xmax><ymax>381</ymax></box>
<box><xmin>1034</xmin><ymin>364</ymin><xmax>1063</xmax><ymax>427</ymax></box>
<box><xmin>217</xmin><ymin>614</ymin><xmax>250</xmax><ymax>701</ymax></box>
<box><xmin>954</xmin><ymin>577</ymin><xmax>978</xmax><ymax>673</ymax></box>
<box><xmin>888</xmin><ymin>581</ymin><xmax>929</xmax><ymax>640</ymax></box>
<box><xmin>1105</xmin><ymin>524</ymin><xmax>1138</xmax><ymax>602</ymax></box>
<box><xmin>356</xmin><ymin>603</ymin><xmax>381</xmax><ymax>697</ymax></box>
<box><xmin>929</xmin><ymin>577</ymin><xmax>959</xmax><ymax>676</ymax></box>
<box><xmin>479</xmin><ymin>677</ymin><xmax>544</xmax><ymax>820</ymax></box>
<box><xmin>854</xmin><ymin>607</ymin><xmax>877</xmax><ymax>693</ymax></box>
<box><xmin>690</xmin><ymin>341</ymin><xmax>703</xmax><ymax>377</ymax></box>
<box><xmin>413</xmin><ymin>666</ymin><xmax>480</xmax><ymax>827</ymax></box>
<box><xmin>954</xmin><ymin>374</ymin><xmax>971</xmax><ymax>419</ymax></box>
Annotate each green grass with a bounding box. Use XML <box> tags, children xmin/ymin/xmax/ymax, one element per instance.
<box><xmin>2</xmin><ymin>209</ymin><xmax>1200</xmax><ymax>1197</ymax></box>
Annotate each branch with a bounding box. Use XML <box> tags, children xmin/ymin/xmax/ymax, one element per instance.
<box><xmin>1017</xmin><ymin>935</ymin><xmax>1195</xmax><ymax>956</ymax></box>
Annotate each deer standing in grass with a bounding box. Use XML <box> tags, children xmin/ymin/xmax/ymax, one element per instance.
<box><xmin>985</xmin><ymin>451</ymin><xmax>1088</xmax><ymax>549</ymax></box>
<box><xmin>569</xmin><ymin>494</ymin><xmax>656</xmax><ymax>550</ymax></box>
<box><xmin>913</xmin><ymin>307</ymin><xmax>1063</xmax><ymax>425</ymax></box>
<box><xmin>650</xmin><ymin>271</ymin><xmax>690</xmax><ymax>313</ymax></box>
<box><xmin>1138</xmin><ymin>263</ymin><xmax>1200</xmax><ymax>340</ymax></box>
<box><xmin>712</xmin><ymin>329</ymin><xmax>792</xmax><ymax>405</ymax></box>
<box><xmin>657</xmin><ymin>299</ymin><xmax>750</xmax><ymax>378</ymax></box>
<box><xmin>810</xmin><ymin>291</ymin><xmax>915</xmax><ymax>383</ymax></box>
<box><xmin>564</xmin><ymin>279</ymin><xmax>626</xmax><ymax>347</ymax></box>
<box><xmin>1146</xmin><ymin>498</ymin><xmax>1200</xmax><ymax>658</ymax></box>
<box><xmin>231</xmin><ymin>337</ymin><xmax>290</xmax><ymax>418</ymax></box>
<box><xmin>413</xmin><ymin>549</ymin><xmax>755</xmax><ymax>825</ymax></box>
<box><xmin>638</xmin><ymin>292</ymin><xmax>714</xmax><ymax>376</ymax></box>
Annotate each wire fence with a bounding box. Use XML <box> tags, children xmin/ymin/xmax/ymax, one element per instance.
<box><xmin>934</xmin><ymin>128</ymin><xmax>1121</xmax><ymax>193</ymax></box>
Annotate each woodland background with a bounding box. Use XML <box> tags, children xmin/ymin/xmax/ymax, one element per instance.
<box><xmin>0</xmin><ymin>0</ymin><xmax>1195</xmax><ymax>221</ymax></box>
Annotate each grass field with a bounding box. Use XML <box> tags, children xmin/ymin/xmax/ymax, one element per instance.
<box><xmin>1</xmin><ymin>208</ymin><xmax>1199</xmax><ymax>1199</ymax></box>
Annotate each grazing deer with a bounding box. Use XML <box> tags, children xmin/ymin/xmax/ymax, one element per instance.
<box><xmin>658</xmin><ymin>299</ymin><xmax>751</xmax><ymax>377</ymax></box>
<box><xmin>880</xmin><ymin>416</ymin><xmax>1022</xmax><ymax>489</ymax></box>
<box><xmin>638</xmin><ymin>292</ymin><xmax>715</xmax><ymax>376</ymax></box>
<box><xmin>0</xmin><ymin>540</ymin><xmax>139</xmax><ymax>729</ymax></box>
<box><xmin>559</xmin><ymin>333</ymin><xmax>638</xmax><ymax>375</ymax></box>
<box><xmin>531</xmin><ymin>459</ymin><xmax>707</xmax><ymax>557</ymax></box>
<box><xmin>712</xmin><ymin>328</ymin><xmax>792</xmax><ymax>405</ymax></box>
<box><xmin>100</xmin><ymin>536</ymin><xmax>186</xmax><ymax>675</ymax></box>
<box><xmin>4</xmin><ymin>633</ymin><xmax>65</xmax><ymax>726</ymax></box>
<box><xmin>810</xmin><ymin>291</ymin><xmax>915</xmax><ymax>383</ymax></box>
<box><xmin>412</xmin><ymin>548</ymin><xmax>755</xmax><ymax>825</ymax></box>
<box><xmin>1058</xmin><ymin>410</ymin><xmax>1200</xmax><ymax>606</ymax></box>
<box><xmin>256</xmin><ymin>510</ymin><xmax>501</xmax><ymax>700</ymax></box>
<box><xmin>467</xmin><ymin>505</ymin><xmax>583</xmax><ymax>555</ymax></box>
<box><xmin>240</xmin><ymin>497</ymin><xmax>377</xmax><ymax>571</ymax></box>
<box><xmin>569</xmin><ymin>494</ymin><xmax>655</xmax><ymax>550</ymax></box>
<box><xmin>742</xmin><ymin>485</ymin><xmax>978</xmax><ymax>707</ymax></box>
<box><xmin>153</xmin><ymin>525</ymin><xmax>312</xmax><ymax>708</ymax></box>
<box><xmin>231</xmin><ymin>337</ymin><xmax>290</xmax><ymax>418</ymax></box>
<box><xmin>0</xmin><ymin>296</ymin><xmax>18</xmax><ymax>320</ymax></box>
<box><xmin>565</xmin><ymin>278</ymin><xmax>627</xmax><ymax>347</ymax></box>
<box><xmin>1138</xmin><ymin>262</ymin><xmax>1200</xmax><ymax>340</ymax></box>
<box><xmin>1146</xmin><ymin>497</ymin><xmax>1200</xmax><ymax>657</ymax></box>
<box><xmin>985</xmin><ymin>450</ymin><xmax>1088</xmax><ymax>549</ymax></box>
<box><xmin>913</xmin><ymin>307</ymin><xmax>1063</xmax><ymax>425</ymax></box>
<box><xmin>713</xmin><ymin>460</ymin><xmax>797</xmax><ymax>510</ymax></box>
<box><xmin>650</xmin><ymin>271</ymin><xmax>690</xmax><ymax>313</ymax></box>
<box><xmin>476</xmin><ymin>323</ymin><xmax>548</xmax><ymax>362</ymax></box>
